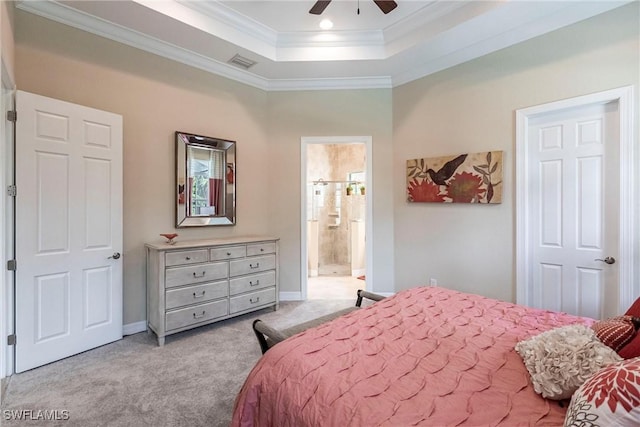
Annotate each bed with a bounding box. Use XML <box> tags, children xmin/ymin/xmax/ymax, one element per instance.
<box><xmin>231</xmin><ymin>286</ymin><xmax>631</xmax><ymax>426</ymax></box>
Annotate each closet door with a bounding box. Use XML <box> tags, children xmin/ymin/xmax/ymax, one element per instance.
<box><xmin>15</xmin><ymin>91</ymin><xmax>123</xmax><ymax>372</ymax></box>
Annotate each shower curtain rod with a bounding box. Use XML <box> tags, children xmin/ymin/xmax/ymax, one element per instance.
<box><xmin>311</xmin><ymin>179</ymin><xmax>363</xmax><ymax>185</ymax></box>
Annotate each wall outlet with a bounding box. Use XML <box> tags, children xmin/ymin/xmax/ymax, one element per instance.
<box><xmin>429</xmin><ymin>278</ymin><xmax>437</xmax><ymax>287</ymax></box>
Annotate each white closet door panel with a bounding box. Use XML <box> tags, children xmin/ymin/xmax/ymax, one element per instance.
<box><xmin>16</xmin><ymin>90</ymin><xmax>123</xmax><ymax>372</ymax></box>
<box><xmin>539</xmin><ymin>160</ymin><xmax>563</xmax><ymax>247</ymax></box>
<box><xmin>528</xmin><ymin>102</ymin><xmax>618</xmax><ymax>318</ymax></box>
<box><xmin>576</xmin><ymin>156</ymin><xmax>602</xmax><ymax>250</ymax></box>
<box><xmin>84</xmin><ymin>158</ymin><xmax>111</xmax><ymax>248</ymax></box>
<box><xmin>539</xmin><ymin>263</ymin><xmax>562</xmax><ymax>312</ymax></box>
<box><xmin>84</xmin><ymin>267</ymin><xmax>112</xmax><ymax>328</ymax></box>
<box><xmin>36</xmin><ymin>272</ymin><xmax>70</xmax><ymax>342</ymax></box>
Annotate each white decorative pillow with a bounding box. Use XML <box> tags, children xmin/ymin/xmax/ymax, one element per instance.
<box><xmin>515</xmin><ymin>324</ymin><xmax>622</xmax><ymax>400</ymax></box>
<box><xmin>564</xmin><ymin>357</ymin><xmax>640</xmax><ymax>426</ymax></box>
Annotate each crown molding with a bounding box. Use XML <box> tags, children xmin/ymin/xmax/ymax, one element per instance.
<box><xmin>383</xmin><ymin>1</ymin><xmax>466</xmax><ymax>45</ymax></box>
<box><xmin>16</xmin><ymin>0</ymin><xmax>391</xmax><ymax>91</ymax></box>
<box><xmin>267</xmin><ymin>76</ymin><xmax>392</xmax><ymax>92</ymax></box>
<box><xmin>17</xmin><ymin>0</ymin><xmax>634</xmax><ymax>92</ymax></box>
<box><xmin>175</xmin><ymin>0</ymin><xmax>278</xmax><ymax>45</ymax></box>
<box><xmin>149</xmin><ymin>0</ymin><xmax>397</xmax><ymax>61</ymax></box>
<box><xmin>277</xmin><ymin>29</ymin><xmax>385</xmax><ymax>49</ymax></box>
<box><xmin>391</xmin><ymin>0</ymin><xmax>633</xmax><ymax>87</ymax></box>
<box><xmin>171</xmin><ymin>0</ymin><xmax>277</xmax><ymax>58</ymax></box>
<box><xmin>16</xmin><ymin>0</ymin><xmax>271</xmax><ymax>90</ymax></box>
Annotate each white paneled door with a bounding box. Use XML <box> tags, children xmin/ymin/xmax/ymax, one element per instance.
<box><xmin>528</xmin><ymin>101</ymin><xmax>619</xmax><ymax>319</ymax></box>
<box><xmin>15</xmin><ymin>91</ymin><xmax>123</xmax><ymax>372</ymax></box>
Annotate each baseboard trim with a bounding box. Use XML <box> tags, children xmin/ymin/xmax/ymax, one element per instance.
<box><xmin>123</xmin><ymin>321</ymin><xmax>147</xmax><ymax>336</ymax></box>
<box><xmin>279</xmin><ymin>292</ymin><xmax>303</xmax><ymax>301</ymax></box>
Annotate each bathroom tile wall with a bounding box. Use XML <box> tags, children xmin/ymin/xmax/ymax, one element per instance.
<box><xmin>307</xmin><ymin>144</ymin><xmax>365</xmax><ymax>274</ymax></box>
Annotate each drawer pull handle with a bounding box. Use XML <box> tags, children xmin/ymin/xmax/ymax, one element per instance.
<box><xmin>227</xmin><ymin>252</ymin><xmax>231</xmax><ymax>256</ymax></box>
<box><xmin>193</xmin><ymin>311</ymin><xmax>206</xmax><ymax>319</ymax></box>
<box><xmin>250</xmin><ymin>297</ymin><xmax>260</xmax><ymax>304</ymax></box>
<box><xmin>250</xmin><ymin>280</ymin><xmax>260</xmax><ymax>287</ymax></box>
<box><xmin>193</xmin><ymin>271</ymin><xmax>206</xmax><ymax>278</ymax></box>
<box><xmin>250</xmin><ymin>263</ymin><xmax>260</xmax><ymax>269</ymax></box>
<box><xmin>185</xmin><ymin>256</ymin><xmax>191</xmax><ymax>260</ymax></box>
<box><xmin>260</xmin><ymin>248</ymin><xmax>264</xmax><ymax>252</ymax></box>
<box><xmin>193</xmin><ymin>291</ymin><xmax>206</xmax><ymax>298</ymax></box>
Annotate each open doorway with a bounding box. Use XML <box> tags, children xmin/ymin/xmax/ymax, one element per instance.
<box><xmin>301</xmin><ymin>136</ymin><xmax>372</xmax><ymax>300</ymax></box>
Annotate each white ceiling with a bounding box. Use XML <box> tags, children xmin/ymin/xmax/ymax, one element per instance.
<box><xmin>17</xmin><ymin>0</ymin><xmax>632</xmax><ymax>91</ymax></box>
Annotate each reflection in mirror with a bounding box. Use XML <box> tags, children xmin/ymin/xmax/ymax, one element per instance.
<box><xmin>176</xmin><ymin>131</ymin><xmax>236</xmax><ymax>227</ymax></box>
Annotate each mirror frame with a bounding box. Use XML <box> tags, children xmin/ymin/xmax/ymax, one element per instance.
<box><xmin>176</xmin><ymin>131</ymin><xmax>236</xmax><ymax>227</ymax></box>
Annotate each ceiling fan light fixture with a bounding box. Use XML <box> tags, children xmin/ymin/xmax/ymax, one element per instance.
<box><xmin>309</xmin><ymin>0</ymin><xmax>398</xmax><ymax>15</ymax></box>
<box><xmin>319</xmin><ymin>19</ymin><xmax>333</xmax><ymax>30</ymax></box>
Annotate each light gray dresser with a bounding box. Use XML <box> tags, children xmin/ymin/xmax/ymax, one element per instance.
<box><xmin>146</xmin><ymin>236</ymin><xmax>279</xmax><ymax>346</ymax></box>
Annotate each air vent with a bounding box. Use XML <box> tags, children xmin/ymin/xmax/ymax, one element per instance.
<box><xmin>228</xmin><ymin>54</ymin><xmax>257</xmax><ymax>70</ymax></box>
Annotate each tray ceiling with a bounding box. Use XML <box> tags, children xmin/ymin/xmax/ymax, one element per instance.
<box><xmin>17</xmin><ymin>0</ymin><xmax>631</xmax><ymax>91</ymax></box>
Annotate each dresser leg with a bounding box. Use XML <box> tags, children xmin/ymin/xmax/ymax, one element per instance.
<box><xmin>158</xmin><ymin>336</ymin><xmax>165</xmax><ymax>346</ymax></box>
<box><xmin>274</xmin><ymin>303</ymin><xmax>279</xmax><ymax>311</ymax></box>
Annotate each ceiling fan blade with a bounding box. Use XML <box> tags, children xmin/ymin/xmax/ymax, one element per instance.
<box><xmin>373</xmin><ymin>0</ymin><xmax>398</xmax><ymax>14</ymax></box>
<box><xmin>309</xmin><ymin>0</ymin><xmax>332</xmax><ymax>15</ymax></box>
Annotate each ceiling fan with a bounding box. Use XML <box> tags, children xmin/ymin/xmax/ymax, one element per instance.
<box><xmin>309</xmin><ymin>0</ymin><xmax>398</xmax><ymax>15</ymax></box>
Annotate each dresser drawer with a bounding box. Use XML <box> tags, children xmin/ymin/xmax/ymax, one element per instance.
<box><xmin>247</xmin><ymin>242</ymin><xmax>276</xmax><ymax>257</ymax></box>
<box><xmin>229</xmin><ymin>271</ymin><xmax>276</xmax><ymax>296</ymax></box>
<box><xmin>147</xmin><ymin>237</ymin><xmax>279</xmax><ymax>346</ymax></box>
<box><xmin>165</xmin><ymin>262</ymin><xmax>228</xmax><ymax>288</ymax></box>
<box><xmin>165</xmin><ymin>280</ymin><xmax>228</xmax><ymax>310</ymax></box>
<box><xmin>210</xmin><ymin>245</ymin><xmax>246</xmax><ymax>261</ymax></box>
<box><xmin>166</xmin><ymin>299</ymin><xmax>228</xmax><ymax>331</ymax></box>
<box><xmin>229</xmin><ymin>255</ymin><xmax>275</xmax><ymax>277</ymax></box>
<box><xmin>165</xmin><ymin>249</ymin><xmax>209</xmax><ymax>267</ymax></box>
<box><xmin>229</xmin><ymin>288</ymin><xmax>276</xmax><ymax>314</ymax></box>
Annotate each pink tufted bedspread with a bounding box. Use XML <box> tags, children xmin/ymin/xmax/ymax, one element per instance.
<box><xmin>232</xmin><ymin>287</ymin><xmax>594</xmax><ymax>426</ymax></box>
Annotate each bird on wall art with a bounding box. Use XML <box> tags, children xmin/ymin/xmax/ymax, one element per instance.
<box><xmin>426</xmin><ymin>154</ymin><xmax>468</xmax><ymax>186</ymax></box>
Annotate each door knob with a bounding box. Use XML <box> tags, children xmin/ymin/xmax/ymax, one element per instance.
<box><xmin>108</xmin><ymin>252</ymin><xmax>121</xmax><ymax>260</ymax></box>
<box><xmin>595</xmin><ymin>256</ymin><xmax>615</xmax><ymax>265</ymax></box>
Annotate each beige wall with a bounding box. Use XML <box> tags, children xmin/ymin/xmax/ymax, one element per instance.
<box><xmin>1</xmin><ymin>0</ymin><xmax>14</xmax><ymax>83</ymax></box>
<box><xmin>15</xmin><ymin>12</ymin><xmax>270</xmax><ymax>324</ymax></box>
<box><xmin>393</xmin><ymin>2</ymin><xmax>640</xmax><ymax>302</ymax></box>
<box><xmin>12</xmin><ymin>2</ymin><xmax>639</xmax><ymax>325</ymax></box>
<box><xmin>267</xmin><ymin>90</ymin><xmax>394</xmax><ymax>294</ymax></box>
<box><xmin>14</xmin><ymin>11</ymin><xmax>395</xmax><ymax>323</ymax></box>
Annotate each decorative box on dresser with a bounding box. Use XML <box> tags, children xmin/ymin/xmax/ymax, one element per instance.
<box><xmin>146</xmin><ymin>236</ymin><xmax>279</xmax><ymax>346</ymax></box>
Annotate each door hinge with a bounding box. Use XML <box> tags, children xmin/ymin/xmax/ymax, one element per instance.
<box><xmin>6</xmin><ymin>110</ymin><xmax>16</xmax><ymax>122</ymax></box>
<box><xmin>7</xmin><ymin>185</ymin><xmax>16</xmax><ymax>197</ymax></box>
<box><xmin>7</xmin><ymin>259</ymin><xmax>16</xmax><ymax>271</ymax></box>
<box><xmin>7</xmin><ymin>335</ymin><xmax>15</xmax><ymax>346</ymax></box>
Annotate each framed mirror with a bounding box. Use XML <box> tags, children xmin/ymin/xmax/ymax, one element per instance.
<box><xmin>176</xmin><ymin>131</ymin><xmax>236</xmax><ymax>227</ymax></box>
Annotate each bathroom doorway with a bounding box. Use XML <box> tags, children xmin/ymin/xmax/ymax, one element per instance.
<box><xmin>300</xmin><ymin>136</ymin><xmax>372</xmax><ymax>300</ymax></box>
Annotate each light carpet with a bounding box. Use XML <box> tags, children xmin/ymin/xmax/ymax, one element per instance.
<box><xmin>1</xmin><ymin>299</ymin><xmax>357</xmax><ymax>427</ymax></box>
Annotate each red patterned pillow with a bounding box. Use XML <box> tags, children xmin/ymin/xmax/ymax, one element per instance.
<box><xmin>619</xmin><ymin>334</ymin><xmax>640</xmax><ymax>359</ymax></box>
<box><xmin>592</xmin><ymin>316</ymin><xmax>639</xmax><ymax>352</ymax></box>
<box><xmin>564</xmin><ymin>357</ymin><xmax>640</xmax><ymax>426</ymax></box>
<box><xmin>625</xmin><ymin>297</ymin><xmax>640</xmax><ymax>317</ymax></box>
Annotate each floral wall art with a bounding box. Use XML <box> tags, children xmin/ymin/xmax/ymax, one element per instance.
<box><xmin>407</xmin><ymin>151</ymin><xmax>503</xmax><ymax>203</ymax></box>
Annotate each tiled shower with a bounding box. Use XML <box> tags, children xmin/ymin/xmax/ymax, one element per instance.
<box><xmin>307</xmin><ymin>143</ymin><xmax>366</xmax><ymax>279</ymax></box>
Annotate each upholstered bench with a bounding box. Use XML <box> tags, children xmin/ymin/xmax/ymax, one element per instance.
<box><xmin>252</xmin><ymin>289</ymin><xmax>385</xmax><ymax>354</ymax></box>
